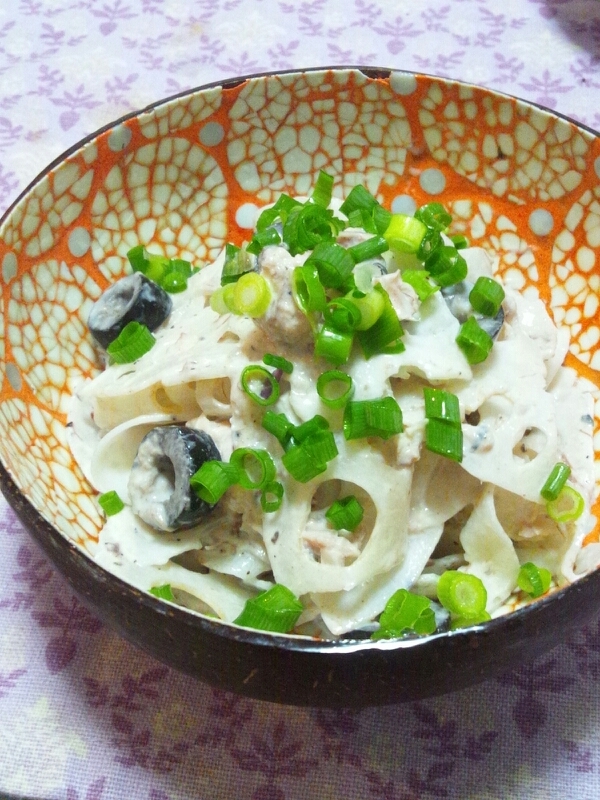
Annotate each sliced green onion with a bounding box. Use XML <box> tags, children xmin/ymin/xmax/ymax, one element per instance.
<box><xmin>371</xmin><ymin>589</ymin><xmax>436</xmax><ymax>640</ymax></box>
<box><xmin>343</xmin><ymin>397</ymin><xmax>403</xmax><ymax>441</ymax></box>
<box><xmin>127</xmin><ymin>245</ymin><xmax>170</xmax><ymax>283</ymax></box>
<box><xmin>401</xmin><ymin>269</ymin><xmax>439</xmax><ymax>302</ymax></box>
<box><xmin>425</xmin><ymin>418</ymin><xmax>463</xmax><ymax>462</ymax></box>
<box><xmin>98</xmin><ymin>490</ymin><xmax>125</xmax><ymax>516</ymax></box>
<box><xmin>414</xmin><ymin>201</ymin><xmax>452</xmax><ymax>231</ymax></box>
<box><xmin>106</xmin><ymin>321</ymin><xmax>155</xmax><ymax>363</ymax></box>
<box><xmin>450</xmin><ymin>611</ymin><xmax>491</xmax><ymax>629</ymax></box>
<box><xmin>469</xmin><ymin>276</ymin><xmax>505</xmax><ymax>317</ymax></box>
<box><xmin>231</xmin><ymin>272</ymin><xmax>271</xmax><ymax>317</ymax></box>
<box><xmin>342</xmin><ymin>198</ymin><xmax>390</xmax><ymax>235</ymax></box>
<box><xmin>373</xmin><ymin>204</ymin><xmax>393</xmax><ymax>236</ymax></box>
<box><xmin>263</xmin><ymin>353</ymin><xmax>293</xmax><ymax>374</ymax></box>
<box><xmin>546</xmin><ymin>485</ymin><xmax>585</xmax><ymax>523</ymax></box>
<box><xmin>143</xmin><ymin>258</ymin><xmax>170</xmax><ymax>284</ymax></box>
<box><xmin>540</xmin><ymin>462</ymin><xmax>571</xmax><ymax>502</ymax></box>
<box><xmin>423</xmin><ymin>387</ymin><xmax>461</xmax><ymax>425</ymax></box>
<box><xmin>246</xmin><ymin>226</ymin><xmax>282</xmax><ymax>256</ymax></box>
<box><xmin>339</xmin><ymin>184</ymin><xmax>378</xmax><ymax>216</ymax></box>
<box><xmin>281</xmin><ymin>443</ymin><xmax>327</xmax><ymax>483</ymax></box>
<box><xmin>304</xmin><ymin>242</ymin><xmax>355</xmax><ymax>289</ymax></box>
<box><xmin>190</xmin><ymin>460</ymin><xmax>240</xmax><ymax>504</ymax></box>
<box><xmin>310</xmin><ymin>170</ymin><xmax>334</xmax><ymax>208</ymax></box>
<box><xmin>380</xmin><ymin>338</ymin><xmax>406</xmax><ymax>355</ymax></box>
<box><xmin>317</xmin><ymin>370</ymin><xmax>354</xmax><ymax>409</ymax></box>
<box><xmin>345</xmin><ymin>287</ymin><xmax>386</xmax><ymax>331</ymax></box>
<box><xmin>126</xmin><ymin>244</ymin><xmax>149</xmax><ymax>272</ymax></box>
<box><xmin>229</xmin><ymin>448</ymin><xmax>277</xmax><ymax>490</ymax></box>
<box><xmin>292</xmin><ymin>263</ymin><xmax>328</xmax><ymax>315</ymax></box>
<box><xmin>356</xmin><ymin>286</ymin><xmax>404</xmax><ymax>359</ymax></box>
<box><xmin>127</xmin><ymin>248</ymin><xmax>194</xmax><ymax>293</ymax></box>
<box><xmin>314</xmin><ymin>325</ymin><xmax>354</xmax><ymax>366</ymax></box>
<box><xmin>300</xmin><ymin>429</ymin><xmax>338</xmax><ymax>465</ymax></box>
<box><xmin>169</xmin><ymin>258</ymin><xmax>194</xmax><ymax>277</ymax></box>
<box><xmin>262</xmin><ymin>411</ymin><xmax>294</xmax><ymax>448</ymax></box>
<box><xmin>437</xmin><ymin>571</ymin><xmax>487</xmax><ymax>618</ymax></box>
<box><xmin>288</xmin><ymin>416</ymin><xmax>337</xmax><ymax>464</ymax></box>
<box><xmin>517</xmin><ymin>562</ymin><xmax>552</xmax><ymax>598</ymax></box>
<box><xmin>352</xmin><ymin>261</ymin><xmax>383</xmax><ymax>294</ymax></box>
<box><xmin>383</xmin><ymin>213</ymin><xmax>427</xmax><ymax>254</ymax></box>
<box><xmin>149</xmin><ymin>584</ymin><xmax>176</xmax><ymax>601</ymax></box>
<box><xmin>260</xmin><ymin>481</ymin><xmax>284</xmax><ymax>513</ymax></box>
<box><xmin>347</xmin><ymin>236</ymin><xmax>389</xmax><ymax>264</ymax></box>
<box><xmin>346</xmin><ymin>207</ymin><xmax>377</xmax><ymax>234</ymax></box>
<box><xmin>456</xmin><ymin>316</ymin><xmax>494</xmax><ymax>365</ymax></box>
<box><xmin>291</xmin><ymin>414</ymin><xmax>329</xmax><ymax>443</ymax></box>
<box><xmin>233</xmin><ymin>584</ymin><xmax>303</xmax><ymax>633</ymax></box>
<box><xmin>283</xmin><ymin>203</ymin><xmax>344</xmax><ymax>256</ymax></box>
<box><xmin>210</xmin><ymin>285</ymin><xmax>235</xmax><ymax>315</ymax></box>
<box><xmin>425</xmin><ymin>245</ymin><xmax>468</xmax><ymax>287</ymax></box>
<box><xmin>160</xmin><ymin>257</ymin><xmax>194</xmax><ymax>293</ymax></box>
<box><xmin>325</xmin><ymin>495</ymin><xmax>364</xmax><ymax>532</ymax></box>
<box><xmin>323</xmin><ymin>298</ymin><xmax>362</xmax><ymax>332</ymax></box>
<box><xmin>417</xmin><ymin>227</ymin><xmax>442</xmax><ymax>262</ymax></box>
<box><xmin>161</xmin><ymin>270</ymin><xmax>188</xmax><ymax>293</ymax></box>
<box><xmin>221</xmin><ymin>243</ymin><xmax>256</xmax><ymax>286</ymax></box>
<box><xmin>255</xmin><ymin>193</ymin><xmax>302</xmax><ymax>232</ymax></box>
<box><xmin>240</xmin><ymin>365</ymin><xmax>280</xmax><ymax>406</ymax></box>
<box><xmin>221</xmin><ymin>283</ymin><xmax>238</xmax><ymax>312</ymax></box>
<box><xmin>450</xmin><ymin>234</ymin><xmax>469</xmax><ymax>250</ymax></box>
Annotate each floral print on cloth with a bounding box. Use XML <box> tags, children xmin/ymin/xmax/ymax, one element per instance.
<box><xmin>2</xmin><ymin>488</ymin><xmax>600</xmax><ymax>799</ymax></box>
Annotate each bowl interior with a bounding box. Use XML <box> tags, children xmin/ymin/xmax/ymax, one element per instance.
<box><xmin>1</xmin><ymin>66</ymin><xmax>600</xmax><ymax>623</ymax></box>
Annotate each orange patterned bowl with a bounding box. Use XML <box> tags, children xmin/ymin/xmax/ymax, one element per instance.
<box><xmin>1</xmin><ymin>67</ymin><xmax>600</xmax><ymax>706</ymax></box>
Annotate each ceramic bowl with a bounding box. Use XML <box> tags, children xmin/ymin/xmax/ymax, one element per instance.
<box><xmin>1</xmin><ymin>67</ymin><xmax>600</xmax><ymax>707</ymax></box>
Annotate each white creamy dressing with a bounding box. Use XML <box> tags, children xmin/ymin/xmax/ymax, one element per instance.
<box><xmin>262</xmin><ymin>437</ymin><xmax>413</xmax><ymax>596</ymax></box>
<box><xmin>68</xmin><ymin>222</ymin><xmax>598</xmax><ymax>637</ymax></box>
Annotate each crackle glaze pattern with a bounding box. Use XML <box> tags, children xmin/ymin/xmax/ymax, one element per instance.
<box><xmin>1</xmin><ymin>67</ymin><xmax>600</xmax><ymax>555</ymax></box>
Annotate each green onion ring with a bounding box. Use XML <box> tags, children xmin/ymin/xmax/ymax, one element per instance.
<box><xmin>106</xmin><ymin>321</ymin><xmax>156</xmax><ymax>364</ymax></box>
<box><xmin>241</xmin><ymin>365</ymin><xmax>281</xmax><ymax>406</ymax></box>
<box><xmin>323</xmin><ymin>298</ymin><xmax>363</xmax><ymax>332</ymax></box>
<box><xmin>540</xmin><ymin>462</ymin><xmax>571</xmax><ymax>502</ymax></box>
<box><xmin>98</xmin><ymin>490</ymin><xmax>125</xmax><ymax>516</ymax></box>
<box><xmin>263</xmin><ymin>353</ymin><xmax>294</xmax><ymax>374</ymax></box>
<box><xmin>317</xmin><ymin>370</ymin><xmax>354</xmax><ymax>409</ymax></box>
<box><xmin>546</xmin><ymin>485</ymin><xmax>585</xmax><ymax>523</ymax></box>
<box><xmin>230</xmin><ymin>448</ymin><xmax>277</xmax><ymax>490</ymax></box>
<box><xmin>260</xmin><ymin>481</ymin><xmax>284</xmax><ymax>513</ymax></box>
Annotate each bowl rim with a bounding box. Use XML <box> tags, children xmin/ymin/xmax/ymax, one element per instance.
<box><xmin>2</xmin><ymin>63</ymin><xmax>599</xmax><ymax>229</ymax></box>
<box><xmin>1</xmin><ymin>64</ymin><xmax>600</xmax><ymax>660</ymax></box>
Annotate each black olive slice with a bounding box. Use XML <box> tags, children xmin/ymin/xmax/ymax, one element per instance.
<box><xmin>441</xmin><ymin>280</ymin><xmax>504</xmax><ymax>340</ymax></box>
<box><xmin>128</xmin><ymin>425</ymin><xmax>221</xmax><ymax>532</ymax></box>
<box><xmin>88</xmin><ymin>273</ymin><xmax>173</xmax><ymax>349</ymax></box>
<box><xmin>476</xmin><ymin>308</ymin><xmax>504</xmax><ymax>340</ymax></box>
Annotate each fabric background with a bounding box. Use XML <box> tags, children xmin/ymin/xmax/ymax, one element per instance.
<box><xmin>2</xmin><ymin>1</ymin><xmax>600</xmax><ymax>798</ymax></box>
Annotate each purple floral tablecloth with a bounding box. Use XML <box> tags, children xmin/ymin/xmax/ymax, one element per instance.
<box><xmin>2</xmin><ymin>1</ymin><xmax>600</xmax><ymax>798</ymax></box>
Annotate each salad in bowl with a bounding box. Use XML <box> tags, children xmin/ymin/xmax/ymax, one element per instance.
<box><xmin>1</xmin><ymin>67</ymin><xmax>599</xmax><ymax>704</ymax></box>
<box><xmin>68</xmin><ymin>175</ymin><xmax>597</xmax><ymax>641</ymax></box>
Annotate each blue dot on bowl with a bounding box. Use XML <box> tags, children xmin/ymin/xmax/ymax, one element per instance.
<box><xmin>419</xmin><ymin>168</ymin><xmax>446</xmax><ymax>195</ymax></box>
<box><xmin>528</xmin><ymin>208</ymin><xmax>554</xmax><ymax>237</ymax></box>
